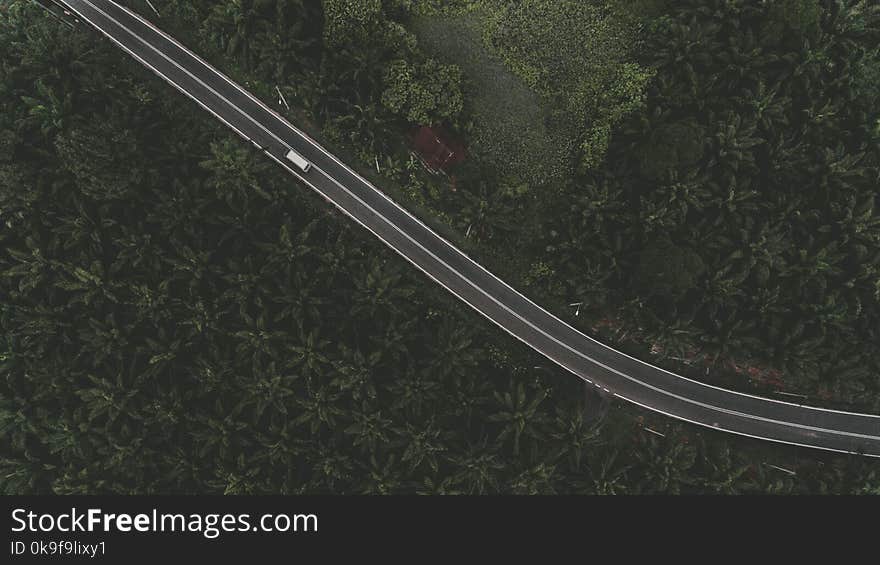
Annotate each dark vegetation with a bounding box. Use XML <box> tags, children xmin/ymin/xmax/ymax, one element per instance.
<box><xmin>412</xmin><ymin>0</ymin><xmax>880</xmax><ymax>411</ymax></box>
<box><xmin>1</xmin><ymin>0</ymin><xmax>879</xmax><ymax>493</ymax></box>
<box><xmin>538</xmin><ymin>0</ymin><xmax>880</xmax><ymax>409</ymax></box>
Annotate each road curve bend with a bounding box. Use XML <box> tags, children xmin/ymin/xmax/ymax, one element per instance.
<box><xmin>58</xmin><ymin>0</ymin><xmax>880</xmax><ymax>456</ymax></box>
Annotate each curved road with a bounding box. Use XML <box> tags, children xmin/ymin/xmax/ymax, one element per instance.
<box><xmin>58</xmin><ymin>0</ymin><xmax>880</xmax><ymax>456</ymax></box>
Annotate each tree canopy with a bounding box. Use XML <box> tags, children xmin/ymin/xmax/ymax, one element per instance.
<box><xmin>2</xmin><ymin>0</ymin><xmax>879</xmax><ymax>495</ymax></box>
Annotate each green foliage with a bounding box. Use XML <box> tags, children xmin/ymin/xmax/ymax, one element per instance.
<box><xmin>482</xmin><ymin>0</ymin><xmax>653</xmax><ymax>172</ymax></box>
<box><xmin>381</xmin><ymin>58</ymin><xmax>463</xmax><ymax>125</ymax></box>
<box><xmin>636</xmin><ymin>239</ymin><xmax>705</xmax><ymax>297</ymax></box>
<box><xmin>0</xmin><ymin>0</ymin><xmax>617</xmax><ymax>495</ymax></box>
<box><xmin>541</xmin><ymin>0</ymin><xmax>880</xmax><ymax>401</ymax></box>
<box><xmin>3</xmin><ymin>0</ymin><xmax>880</xmax><ymax>497</ymax></box>
<box><xmin>306</xmin><ymin>0</ymin><xmax>466</xmax><ymax>158</ymax></box>
<box><xmin>200</xmin><ymin>0</ymin><xmax>322</xmax><ymax>79</ymax></box>
<box><xmin>55</xmin><ymin>122</ymin><xmax>145</xmax><ymax>200</ymax></box>
<box><xmin>412</xmin><ymin>0</ymin><xmax>654</xmax><ymax>185</ymax></box>
<box><xmin>413</xmin><ymin>13</ymin><xmax>570</xmax><ymax>186</ymax></box>
<box><xmin>322</xmin><ymin>0</ymin><xmax>384</xmax><ymax>47</ymax></box>
<box><xmin>637</xmin><ymin>119</ymin><xmax>706</xmax><ymax>179</ymax></box>
<box><xmin>767</xmin><ymin>0</ymin><xmax>822</xmax><ymax>38</ymax></box>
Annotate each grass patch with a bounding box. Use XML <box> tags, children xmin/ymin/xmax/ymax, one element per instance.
<box><xmin>412</xmin><ymin>11</ymin><xmax>573</xmax><ymax>188</ymax></box>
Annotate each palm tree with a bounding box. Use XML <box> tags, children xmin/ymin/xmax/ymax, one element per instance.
<box><xmin>350</xmin><ymin>255</ymin><xmax>412</xmax><ymax>321</ymax></box>
<box><xmin>204</xmin><ymin>0</ymin><xmax>265</xmax><ymax>68</ymax></box>
<box><xmin>448</xmin><ymin>437</ymin><xmax>504</xmax><ymax>494</ymax></box>
<box><xmin>548</xmin><ymin>402</ymin><xmax>601</xmax><ymax>472</ymax></box>
<box><xmin>425</xmin><ymin>318</ymin><xmax>479</xmax><ymax>381</ymax></box>
<box><xmin>309</xmin><ymin>440</ymin><xmax>354</xmax><ymax>492</ymax></box>
<box><xmin>385</xmin><ymin>367</ymin><xmax>441</xmax><ymax>419</ymax></box>
<box><xmin>292</xmin><ymin>382</ymin><xmax>343</xmax><ymax>435</ymax></box>
<box><xmin>507</xmin><ymin>463</ymin><xmax>558</xmax><ymax>495</ymax></box>
<box><xmin>329</xmin><ymin>345</ymin><xmax>379</xmax><ymax>404</ymax></box>
<box><xmin>488</xmin><ymin>382</ymin><xmax>548</xmax><ymax>456</ymax></box>
<box><xmin>586</xmin><ymin>450</ymin><xmax>631</xmax><ymax>495</ymax></box>
<box><xmin>235</xmin><ymin>360</ymin><xmax>295</xmax><ymax>422</ymax></box>
<box><xmin>287</xmin><ymin>326</ymin><xmax>332</xmax><ymax>378</ymax></box>
<box><xmin>453</xmin><ymin>181</ymin><xmax>518</xmax><ymax>244</ymax></box>
<box><xmin>415</xmin><ymin>475</ymin><xmax>463</xmax><ymax>495</ymax></box>
<box><xmin>695</xmin><ymin>442</ymin><xmax>757</xmax><ymax>494</ymax></box>
<box><xmin>632</xmin><ymin>431</ymin><xmax>698</xmax><ymax>494</ymax></box>
<box><xmin>399</xmin><ymin>421</ymin><xmax>447</xmax><ymax>474</ymax></box>
<box><xmin>356</xmin><ymin>454</ymin><xmax>405</xmax><ymax>495</ymax></box>
<box><xmin>271</xmin><ymin>269</ymin><xmax>327</xmax><ymax>327</ymax></box>
<box><xmin>20</xmin><ymin>79</ymin><xmax>72</xmax><ymax>139</ymax></box>
<box><xmin>344</xmin><ymin>402</ymin><xmax>393</xmax><ymax>453</ymax></box>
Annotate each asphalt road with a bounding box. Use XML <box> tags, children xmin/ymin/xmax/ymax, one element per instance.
<box><xmin>58</xmin><ymin>0</ymin><xmax>880</xmax><ymax>456</ymax></box>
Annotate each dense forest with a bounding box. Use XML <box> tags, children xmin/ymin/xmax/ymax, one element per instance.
<box><xmin>541</xmin><ymin>0</ymin><xmax>880</xmax><ymax>410</ymax></box>
<box><xmin>1</xmin><ymin>0</ymin><xmax>880</xmax><ymax>494</ymax></box>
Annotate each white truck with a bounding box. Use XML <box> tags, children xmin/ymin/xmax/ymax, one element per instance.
<box><xmin>285</xmin><ymin>149</ymin><xmax>311</xmax><ymax>173</ymax></box>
